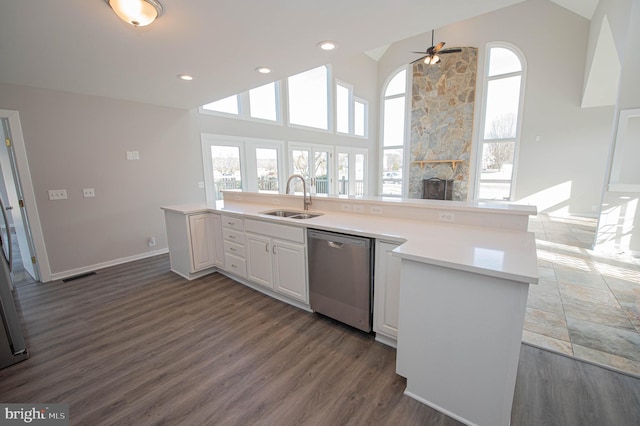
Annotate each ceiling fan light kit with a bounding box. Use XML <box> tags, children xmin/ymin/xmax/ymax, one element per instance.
<box><xmin>412</xmin><ymin>30</ymin><xmax>461</xmax><ymax>65</ymax></box>
<box><xmin>105</xmin><ymin>0</ymin><xmax>163</xmax><ymax>27</ymax></box>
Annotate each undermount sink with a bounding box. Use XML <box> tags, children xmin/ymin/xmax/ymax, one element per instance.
<box><xmin>261</xmin><ymin>210</ymin><xmax>323</xmax><ymax>220</ymax></box>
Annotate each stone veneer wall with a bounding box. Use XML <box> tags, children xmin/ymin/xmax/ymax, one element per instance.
<box><xmin>409</xmin><ymin>47</ymin><xmax>478</xmax><ymax>200</ymax></box>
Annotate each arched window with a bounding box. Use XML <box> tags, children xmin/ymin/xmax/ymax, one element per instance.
<box><xmin>476</xmin><ymin>44</ymin><xmax>526</xmax><ymax>200</ymax></box>
<box><xmin>380</xmin><ymin>67</ymin><xmax>408</xmax><ymax>196</ymax></box>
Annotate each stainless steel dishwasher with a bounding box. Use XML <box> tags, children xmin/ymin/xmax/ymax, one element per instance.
<box><xmin>307</xmin><ymin>229</ymin><xmax>373</xmax><ymax>332</ymax></box>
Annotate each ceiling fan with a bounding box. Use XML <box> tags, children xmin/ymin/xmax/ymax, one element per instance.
<box><xmin>411</xmin><ymin>30</ymin><xmax>462</xmax><ymax>65</ymax></box>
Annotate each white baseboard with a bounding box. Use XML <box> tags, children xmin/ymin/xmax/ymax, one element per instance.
<box><xmin>48</xmin><ymin>248</ymin><xmax>169</xmax><ymax>282</ymax></box>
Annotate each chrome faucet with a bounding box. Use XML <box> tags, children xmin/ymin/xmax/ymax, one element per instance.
<box><xmin>285</xmin><ymin>174</ymin><xmax>312</xmax><ymax>210</ymax></box>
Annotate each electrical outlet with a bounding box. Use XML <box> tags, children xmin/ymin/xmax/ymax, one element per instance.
<box><xmin>438</xmin><ymin>211</ymin><xmax>455</xmax><ymax>223</ymax></box>
<box><xmin>353</xmin><ymin>205</ymin><xmax>364</xmax><ymax>213</ymax></box>
<box><xmin>370</xmin><ymin>206</ymin><xmax>383</xmax><ymax>215</ymax></box>
<box><xmin>341</xmin><ymin>204</ymin><xmax>353</xmax><ymax>212</ymax></box>
<box><xmin>126</xmin><ymin>151</ymin><xmax>140</xmax><ymax>160</ymax></box>
<box><xmin>48</xmin><ymin>189</ymin><xmax>68</xmax><ymax>200</ymax></box>
<box><xmin>83</xmin><ymin>188</ymin><xmax>95</xmax><ymax>198</ymax></box>
<box><xmin>272</xmin><ymin>199</ymin><xmax>280</xmax><ymax>205</ymax></box>
<box><xmin>197</xmin><ymin>181</ymin><xmax>205</xmax><ymax>189</ymax></box>
<box><xmin>147</xmin><ymin>237</ymin><xmax>156</xmax><ymax>247</ymax></box>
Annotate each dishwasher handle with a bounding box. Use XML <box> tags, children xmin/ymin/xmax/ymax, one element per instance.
<box><xmin>307</xmin><ymin>229</ymin><xmax>371</xmax><ymax>249</ymax></box>
<box><xmin>327</xmin><ymin>241</ymin><xmax>344</xmax><ymax>249</ymax></box>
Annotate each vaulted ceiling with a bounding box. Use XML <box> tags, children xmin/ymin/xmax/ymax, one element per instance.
<box><xmin>0</xmin><ymin>0</ymin><xmax>594</xmax><ymax>110</ymax></box>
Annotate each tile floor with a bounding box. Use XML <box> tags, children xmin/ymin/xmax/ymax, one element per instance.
<box><xmin>525</xmin><ymin>213</ymin><xmax>640</xmax><ymax>377</ymax></box>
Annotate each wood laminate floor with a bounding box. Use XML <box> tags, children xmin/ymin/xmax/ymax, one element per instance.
<box><xmin>1</xmin><ymin>254</ymin><xmax>639</xmax><ymax>425</ymax></box>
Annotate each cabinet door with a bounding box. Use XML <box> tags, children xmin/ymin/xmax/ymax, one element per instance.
<box><xmin>246</xmin><ymin>233</ymin><xmax>273</xmax><ymax>289</ymax></box>
<box><xmin>210</xmin><ymin>213</ymin><xmax>225</xmax><ymax>267</ymax></box>
<box><xmin>273</xmin><ymin>239</ymin><xmax>307</xmax><ymax>303</ymax></box>
<box><xmin>374</xmin><ymin>241</ymin><xmax>402</xmax><ymax>338</ymax></box>
<box><xmin>189</xmin><ymin>214</ymin><xmax>216</xmax><ymax>272</ymax></box>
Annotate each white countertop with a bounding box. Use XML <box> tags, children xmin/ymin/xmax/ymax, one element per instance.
<box><xmin>161</xmin><ymin>200</ymin><xmax>538</xmax><ymax>284</ymax></box>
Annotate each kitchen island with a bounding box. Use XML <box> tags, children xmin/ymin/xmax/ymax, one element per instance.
<box><xmin>162</xmin><ymin>191</ymin><xmax>538</xmax><ymax>426</ymax></box>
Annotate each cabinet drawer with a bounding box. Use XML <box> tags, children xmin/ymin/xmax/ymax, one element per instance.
<box><xmin>224</xmin><ymin>253</ymin><xmax>247</xmax><ymax>278</ymax></box>
<box><xmin>244</xmin><ymin>219</ymin><xmax>305</xmax><ymax>243</ymax></box>
<box><xmin>224</xmin><ymin>240</ymin><xmax>246</xmax><ymax>258</ymax></box>
<box><xmin>221</xmin><ymin>215</ymin><xmax>245</xmax><ymax>231</ymax></box>
<box><xmin>223</xmin><ymin>228</ymin><xmax>245</xmax><ymax>245</ymax></box>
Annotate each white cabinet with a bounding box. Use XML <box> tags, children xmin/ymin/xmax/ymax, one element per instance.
<box><xmin>163</xmin><ymin>210</ymin><xmax>223</xmax><ymax>280</ymax></box>
<box><xmin>245</xmin><ymin>219</ymin><xmax>307</xmax><ymax>304</ymax></box>
<box><xmin>246</xmin><ymin>233</ymin><xmax>272</xmax><ymax>288</ymax></box>
<box><xmin>189</xmin><ymin>213</ymin><xmax>224</xmax><ymax>271</ymax></box>
<box><xmin>373</xmin><ymin>240</ymin><xmax>402</xmax><ymax>344</ymax></box>
<box><xmin>222</xmin><ymin>215</ymin><xmax>247</xmax><ymax>278</ymax></box>
<box><xmin>272</xmin><ymin>238</ymin><xmax>307</xmax><ymax>302</ymax></box>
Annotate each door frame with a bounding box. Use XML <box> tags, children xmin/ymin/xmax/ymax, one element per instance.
<box><xmin>0</xmin><ymin>109</ymin><xmax>51</xmax><ymax>282</ymax></box>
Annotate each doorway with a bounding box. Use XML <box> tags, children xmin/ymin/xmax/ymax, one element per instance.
<box><xmin>0</xmin><ymin>113</ymin><xmax>41</xmax><ymax>282</ymax></box>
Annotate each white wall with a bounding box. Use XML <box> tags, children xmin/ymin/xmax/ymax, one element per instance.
<box><xmin>378</xmin><ymin>0</ymin><xmax>614</xmax><ymax>216</ymax></box>
<box><xmin>595</xmin><ymin>0</ymin><xmax>640</xmax><ymax>254</ymax></box>
<box><xmin>0</xmin><ymin>83</ymin><xmax>205</xmax><ymax>277</ymax></box>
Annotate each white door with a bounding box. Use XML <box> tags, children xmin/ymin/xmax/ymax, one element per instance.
<box><xmin>289</xmin><ymin>143</ymin><xmax>333</xmax><ymax>195</ymax></box>
<box><xmin>0</xmin><ymin>118</ymin><xmax>38</xmax><ymax>280</ymax></box>
<box><xmin>336</xmin><ymin>148</ymin><xmax>368</xmax><ymax>196</ymax></box>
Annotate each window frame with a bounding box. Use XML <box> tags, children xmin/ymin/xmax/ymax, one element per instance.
<box><xmin>247</xmin><ymin>81</ymin><xmax>283</xmax><ymax>125</ymax></box>
<box><xmin>201</xmin><ymin>134</ymin><xmax>246</xmax><ymax>203</ymax></box>
<box><xmin>288</xmin><ymin>142</ymin><xmax>335</xmax><ymax>195</ymax></box>
<box><xmin>335</xmin><ymin>79</ymin><xmax>354</xmax><ymax>135</ymax></box>
<box><xmin>353</xmin><ymin>97</ymin><xmax>369</xmax><ymax>138</ymax></box>
<box><xmin>199</xmin><ymin>82</ymin><xmax>283</xmax><ymax>125</ymax></box>
<box><xmin>379</xmin><ymin>66</ymin><xmax>411</xmax><ymax>198</ymax></box>
<box><xmin>201</xmin><ymin>134</ymin><xmax>285</xmax><ymax>202</ymax></box>
<box><xmin>473</xmin><ymin>42</ymin><xmax>527</xmax><ymax>202</ymax></box>
<box><xmin>287</xmin><ymin>65</ymin><xmax>333</xmax><ymax>133</ymax></box>
<box><xmin>336</xmin><ymin>147</ymin><xmax>368</xmax><ymax>196</ymax></box>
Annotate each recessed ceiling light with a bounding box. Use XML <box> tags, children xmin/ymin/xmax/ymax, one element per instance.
<box><xmin>255</xmin><ymin>67</ymin><xmax>271</xmax><ymax>74</ymax></box>
<box><xmin>317</xmin><ymin>41</ymin><xmax>338</xmax><ymax>51</ymax></box>
<box><xmin>177</xmin><ymin>74</ymin><xmax>193</xmax><ymax>81</ymax></box>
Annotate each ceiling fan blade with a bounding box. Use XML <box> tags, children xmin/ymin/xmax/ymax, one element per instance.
<box><xmin>433</xmin><ymin>42</ymin><xmax>446</xmax><ymax>52</ymax></box>
<box><xmin>440</xmin><ymin>49</ymin><xmax>462</xmax><ymax>54</ymax></box>
<box><xmin>412</xmin><ymin>51</ymin><xmax>428</xmax><ymax>54</ymax></box>
<box><xmin>411</xmin><ymin>55</ymin><xmax>428</xmax><ymax>64</ymax></box>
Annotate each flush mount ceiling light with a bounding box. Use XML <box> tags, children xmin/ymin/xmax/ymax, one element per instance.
<box><xmin>317</xmin><ymin>41</ymin><xmax>338</xmax><ymax>51</ymax></box>
<box><xmin>105</xmin><ymin>0</ymin><xmax>163</xmax><ymax>27</ymax></box>
<box><xmin>177</xmin><ymin>74</ymin><xmax>193</xmax><ymax>81</ymax></box>
<box><xmin>255</xmin><ymin>67</ymin><xmax>272</xmax><ymax>74</ymax></box>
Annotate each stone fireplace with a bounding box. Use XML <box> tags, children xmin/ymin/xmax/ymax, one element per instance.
<box><xmin>409</xmin><ymin>47</ymin><xmax>478</xmax><ymax>201</ymax></box>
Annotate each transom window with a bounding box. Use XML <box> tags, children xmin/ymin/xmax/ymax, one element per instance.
<box><xmin>288</xmin><ymin>66</ymin><xmax>329</xmax><ymax>130</ymax></box>
<box><xmin>476</xmin><ymin>44</ymin><xmax>526</xmax><ymax>201</ymax></box>
<box><xmin>199</xmin><ymin>66</ymin><xmax>367</xmax><ymax>139</ymax></box>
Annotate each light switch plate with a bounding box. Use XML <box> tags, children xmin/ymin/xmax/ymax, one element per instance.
<box><xmin>83</xmin><ymin>188</ymin><xmax>95</xmax><ymax>198</ymax></box>
<box><xmin>48</xmin><ymin>189</ymin><xmax>67</xmax><ymax>200</ymax></box>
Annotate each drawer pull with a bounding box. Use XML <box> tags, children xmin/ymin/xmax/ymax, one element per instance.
<box><xmin>272</xmin><ymin>244</ymin><xmax>277</xmax><ymax>254</ymax></box>
<box><xmin>265</xmin><ymin>243</ymin><xmax>269</xmax><ymax>252</ymax></box>
<box><xmin>228</xmin><ymin>235</ymin><xmax>236</xmax><ymax>239</ymax></box>
<box><xmin>231</xmin><ymin>264</ymin><xmax>238</xmax><ymax>268</ymax></box>
<box><xmin>230</xmin><ymin>247</ymin><xmax>236</xmax><ymax>252</ymax></box>
<box><xmin>227</xmin><ymin>221</ymin><xmax>235</xmax><ymax>226</ymax></box>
